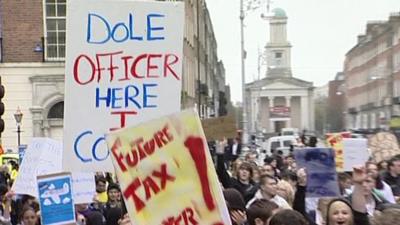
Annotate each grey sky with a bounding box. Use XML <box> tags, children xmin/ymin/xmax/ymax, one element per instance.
<box><xmin>206</xmin><ymin>0</ymin><xmax>400</xmax><ymax>103</ymax></box>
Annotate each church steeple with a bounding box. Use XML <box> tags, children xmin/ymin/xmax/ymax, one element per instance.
<box><xmin>266</xmin><ymin>8</ymin><xmax>292</xmax><ymax>77</ymax></box>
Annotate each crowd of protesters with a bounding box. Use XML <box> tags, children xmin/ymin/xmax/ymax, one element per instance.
<box><xmin>213</xmin><ymin>137</ymin><xmax>400</xmax><ymax>225</ymax></box>
<box><xmin>0</xmin><ymin>135</ymin><xmax>398</xmax><ymax>225</ymax></box>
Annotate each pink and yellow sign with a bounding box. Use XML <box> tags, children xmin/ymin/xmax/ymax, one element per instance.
<box><xmin>106</xmin><ymin>109</ymin><xmax>230</xmax><ymax>225</ymax></box>
<box><xmin>326</xmin><ymin>132</ymin><xmax>351</xmax><ymax>171</ymax></box>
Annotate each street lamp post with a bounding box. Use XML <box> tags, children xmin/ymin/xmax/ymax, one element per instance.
<box><xmin>240</xmin><ymin>0</ymin><xmax>248</xmax><ymax>145</ymax></box>
<box><xmin>14</xmin><ymin>107</ymin><xmax>23</xmax><ymax>147</ymax></box>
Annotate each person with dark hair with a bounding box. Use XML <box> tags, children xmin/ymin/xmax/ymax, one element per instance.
<box><xmin>102</xmin><ymin>183</ymin><xmax>126</xmax><ymax>225</ymax></box>
<box><xmin>223</xmin><ymin>188</ymin><xmax>247</xmax><ymax>225</ymax></box>
<box><xmin>96</xmin><ymin>177</ymin><xmax>108</xmax><ymax>204</ymax></box>
<box><xmin>246</xmin><ymin>175</ymin><xmax>290</xmax><ymax>209</ymax></box>
<box><xmin>269</xmin><ymin>209</ymin><xmax>308</xmax><ymax>225</ymax></box>
<box><xmin>246</xmin><ymin>199</ymin><xmax>278</xmax><ymax>225</ymax></box>
<box><xmin>338</xmin><ymin>172</ymin><xmax>352</xmax><ymax>197</ymax></box>
<box><xmin>217</xmin><ymin>151</ymin><xmax>258</xmax><ymax>203</ymax></box>
<box><xmin>366</xmin><ymin>161</ymin><xmax>395</xmax><ymax>203</ymax></box>
<box><xmin>382</xmin><ymin>157</ymin><xmax>400</xmax><ymax>198</ymax></box>
<box><xmin>18</xmin><ymin>206</ymin><xmax>38</xmax><ymax>225</ymax></box>
<box><xmin>0</xmin><ymin>186</ymin><xmax>12</xmax><ymax>225</ymax></box>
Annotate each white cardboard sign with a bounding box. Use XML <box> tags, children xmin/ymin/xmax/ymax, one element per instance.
<box><xmin>63</xmin><ymin>0</ymin><xmax>184</xmax><ymax>172</ymax></box>
<box><xmin>343</xmin><ymin>138</ymin><xmax>369</xmax><ymax>171</ymax></box>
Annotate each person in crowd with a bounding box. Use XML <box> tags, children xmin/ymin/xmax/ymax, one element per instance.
<box><xmin>338</xmin><ymin>173</ymin><xmax>352</xmax><ymax>197</ymax></box>
<box><xmin>0</xmin><ymin>186</ymin><xmax>12</xmax><ymax>225</ymax></box>
<box><xmin>96</xmin><ymin>177</ymin><xmax>108</xmax><ymax>204</ymax></box>
<box><xmin>18</xmin><ymin>207</ymin><xmax>38</xmax><ymax>225</ymax></box>
<box><xmin>245</xmin><ymin>151</ymin><xmax>259</xmax><ymax>164</ymax></box>
<box><xmin>269</xmin><ymin>209</ymin><xmax>309</xmax><ymax>225</ymax></box>
<box><xmin>377</xmin><ymin>161</ymin><xmax>388</xmax><ymax>175</ymax></box>
<box><xmin>251</xmin><ymin>165</ymin><xmax>261</xmax><ymax>184</ymax></box>
<box><xmin>277</xmin><ymin>179</ymin><xmax>295</xmax><ymax>207</ymax></box>
<box><xmin>226</xmin><ymin>137</ymin><xmax>242</xmax><ymax>165</ymax></box>
<box><xmin>9</xmin><ymin>161</ymin><xmax>18</xmax><ymax>185</ymax></box>
<box><xmin>280</xmin><ymin>170</ymin><xmax>298</xmax><ymax>191</ymax></box>
<box><xmin>284</xmin><ymin>154</ymin><xmax>297</xmax><ymax>172</ymax></box>
<box><xmin>102</xmin><ymin>183</ymin><xmax>125</xmax><ymax>225</ymax></box>
<box><xmin>370</xmin><ymin>208</ymin><xmax>400</xmax><ymax>225</ymax></box>
<box><xmin>231</xmin><ymin>159</ymin><xmax>244</xmax><ymax>178</ymax></box>
<box><xmin>382</xmin><ymin>156</ymin><xmax>400</xmax><ymax>198</ymax></box>
<box><xmin>366</xmin><ymin>161</ymin><xmax>396</xmax><ymax>203</ymax></box>
<box><xmin>0</xmin><ymin>166</ymin><xmax>10</xmax><ymax>186</ymax></box>
<box><xmin>325</xmin><ymin>167</ymin><xmax>380</xmax><ymax>225</ymax></box>
<box><xmin>223</xmin><ymin>188</ymin><xmax>247</xmax><ymax>225</ymax></box>
<box><xmin>246</xmin><ymin>199</ymin><xmax>279</xmax><ymax>225</ymax></box>
<box><xmin>217</xmin><ymin>150</ymin><xmax>258</xmax><ymax>203</ymax></box>
<box><xmin>308</xmin><ymin>136</ymin><xmax>318</xmax><ymax>147</ymax></box>
<box><xmin>260</xmin><ymin>164</ymin><xmax>275</xmax><ymax>177</ymax></box>
<box><xmin>76</xmin><ymin>203</ymin><xmax>105</xmax><ymax>225</ymax></box>
<box><xmin>246</xmin><ymin>174</ymin><xmax>291</xmax><ymax>209</ymax></box>
<box><xmin>264</xmin><ymin>157</ymin><xmax>280</xmax><ymax>178</ymax></box>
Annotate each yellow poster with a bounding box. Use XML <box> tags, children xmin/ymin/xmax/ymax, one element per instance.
<box><xmin>106</xmin><ymin>109</ymin><xmax>230</xmax><ymax>225</ymax></box>
<box><xmin>326</xmin><ymin>132</ymin><xmax>351</xmax><ymax>171</ymax></box>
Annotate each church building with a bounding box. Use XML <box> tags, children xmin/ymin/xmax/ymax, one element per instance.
<box><xmin>245</xmin><ymin>8</ymin><xmax>315</xmax><ymax>134</ymax></box>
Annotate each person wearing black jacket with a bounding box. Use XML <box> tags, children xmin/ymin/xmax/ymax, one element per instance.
<box><xmin>216</xmin><ymin>153</ymin><xmax>258</xmax><ymax>203</ymax></box>
<box><xmin>292</xmin><ymin>167</ymin><xmax>370</xmax><ymax>225</ymax></box>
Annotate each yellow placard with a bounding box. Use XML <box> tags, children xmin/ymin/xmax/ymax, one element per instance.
<box><xmin>326</xmin><ymin>132</ymin><xmax>351</xmax><ymax>171</ymax></box>
<box><xmin>106</xmin><ymin>109</ymin><xmax>230</xmax><ymax>225</ymax></box>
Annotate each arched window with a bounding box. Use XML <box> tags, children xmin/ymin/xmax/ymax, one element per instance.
<box><xmin>48</xmin><ymin>101</ymin><xmax>64</xmax><ymax>119</ymax></box>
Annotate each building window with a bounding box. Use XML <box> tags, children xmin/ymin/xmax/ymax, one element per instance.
<box><xmin>44</xmin><ymin>0</ymin><xmax>66</xmax><ymax>60</ymax></box>
<box><xmin>48</xmin><ymin>102</ymin><xmax>64</xmax><ymax>119</ymax></box>
<box><xmin>275</xmin><ymin>52</ymin><xmax>282</xmax><ymax>58</ymax></box>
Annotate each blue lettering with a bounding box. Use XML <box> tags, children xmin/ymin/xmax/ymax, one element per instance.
<box><xmin>92</xmin><ymin>137</ymin><xmax>110</xmax><ymax>161</ymax></box>
<box><xmin>111</xmin><ymin>22</ymin><xmax>129</xmax><ymax>43</ymax></box>
<box><xmin>129</xmin><ymin>13</ymin><xmax>143</xmax><ymax>41</ymax></box>
<box><xmin>124</xmin><ymin>85</ymin><xmax>141</xmax><ymax>109</ymax></box>
<box><xmin>111</xmin><ymin>88</ymin><xmax>123</xmax><ymax>109</ymax></box>
<box><xmin>74</xmin><ymin>131</ymin><xmax>93</xmax><ymax>162</ymax></box>
<box><xmin>143</xmin><ymin>83</ymin><xmax>158</xmax><ymax>108</ymax></box>
<box><xmin>96</xmin><ymin>87</ymin><xmax>111</xmax><ymax>108</ymax></box>
<box><xmin>74</xmin><ymin>130</ymin><xmax>110</xmax><ymax>162</ymax></box>
<box><xmin>87</xmin><ymin>13</ymin><xmax>111</xmax><ymax>44</ymax></box>
<box><xmin>147</xmin><ymin>14</ymin><xmax>165</xmax><ymax>41</ymax></box>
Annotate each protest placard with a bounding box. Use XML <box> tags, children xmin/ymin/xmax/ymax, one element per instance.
<box><xmin>294</xmin><ymin>148</ymin><xmax>340</xmax><ymax>198</ymax></box>
<box><xmin>12</xmin><ymin>138</ymin><xmax>96</xmax><ymax>204</ymax></box>
<box><xmin>326</xmin><ymin>132</ymin><xmax>351</xmax><ymax>171</ymax></box>
<box><xmin>201</xmin><ymin>114</ymin><xmax>237</xmax><ymax>141</ymax></box>
<box><xmin>343</xmin><ymin>138</ymin><xmax>369</xmax><ymax>171</ymax></box>
<box><xmin>106</xmin><ymin>109</ymin><xmax>230</xmax><ymax>225</ymax></box>
<box><xmin>63</xmin><ymin>0</ymin><xmax>184</xmax><ymax>172</ymax></box>
<box><xmin>37</xmin><ymin>172</ymin><xmax>75</xmax><ymax>225</ymax></box>
<box><xmin>368</xmin><ymin>132</ymin><xmax>400</xmax><ymax>162</ymax></box>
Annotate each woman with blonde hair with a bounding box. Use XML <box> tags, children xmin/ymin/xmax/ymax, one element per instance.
<box><xmin>277</xmin><ymin>179</ymin><xmax>295</xmax><ymax>207</ymax></box>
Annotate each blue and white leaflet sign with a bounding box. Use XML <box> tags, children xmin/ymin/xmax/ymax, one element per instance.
<box><xmin>294</xmin><ymin>148</ymin><xmax>340</xmax><ymax>198</ymax></box>
<box><xmin>37</xmin><ymin>173</ymin><xmax>75</xmax><ymax>225</ymax></box>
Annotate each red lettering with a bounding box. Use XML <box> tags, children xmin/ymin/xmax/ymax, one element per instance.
<box><xmin>161</xmin><ymin>207</ymin><xmax>198</xmax><ymax>225</ymax></box>
<box><xmin>109</xmin><ymin>110</ymin><xmax>137</xmax><ymax>131</ymax></box>
<box><xmin>164</xmin><ymin>54</ymin><xmax>180</xmax><ymax>80</ymax></box>
<box><xmin>162</xmin><ymin>125</ymin><xmax>173</xmax><ymax>141</ymax></box>
<box><xmin>147</xmin><ymin>54</ymin><xmax>162</xmax><ymax>78</ymax></box>
<box><xmin>119</xmin><ymin>56</ymin><xmax>133</xmax><ymax>81</ymax></box>
<box><xmin>126</xmin><ymin>147</ymin><xmax>139</xmax><ymax>168</ymax></box>
<box><xmin>111</xmin><ymin>138</ymin><xmax>127</xmax><ymax>172</ymax></box>
<box><xmin>131</xmin><ymin>54</ymin><xmax>147</xmax><ymax>78</ymax></box>
<box><xmin>142</xmin><ymin>176</ymin><xmax>161</xmax><ymax>200</ymax></box>
<box><xmin>152</xmin><ymin>164</ymin><xmax>175</xmax><ymax>189</ymax></box>
<box><xmin>184</xmin><ymin>136</ymin><xmax>216</xmax><ymax>211</ymax></box>
<box><xmin>123</xmin><ymin>164</ymin><xmax>175</xmax><ymax>213</ymax></box>
<box><xmin>73</xmin><ymin>54</ymin><xmax>96</xmax><ymax>85</ymax></box>
<box><xmin>124</xmin><ymin>178</ymin><xmax>145</xmax><ymax>212</ymax></box>
<box><xmin>143</xmin><ymin>139</ymin><xmax>155</xmax><ymax>155</ymax></box>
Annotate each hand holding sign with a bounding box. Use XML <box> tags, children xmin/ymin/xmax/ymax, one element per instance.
<box><xmin>352</xmin><ymin>166</ymin><xmax>367</xmax><ymax>184</ymax></box>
